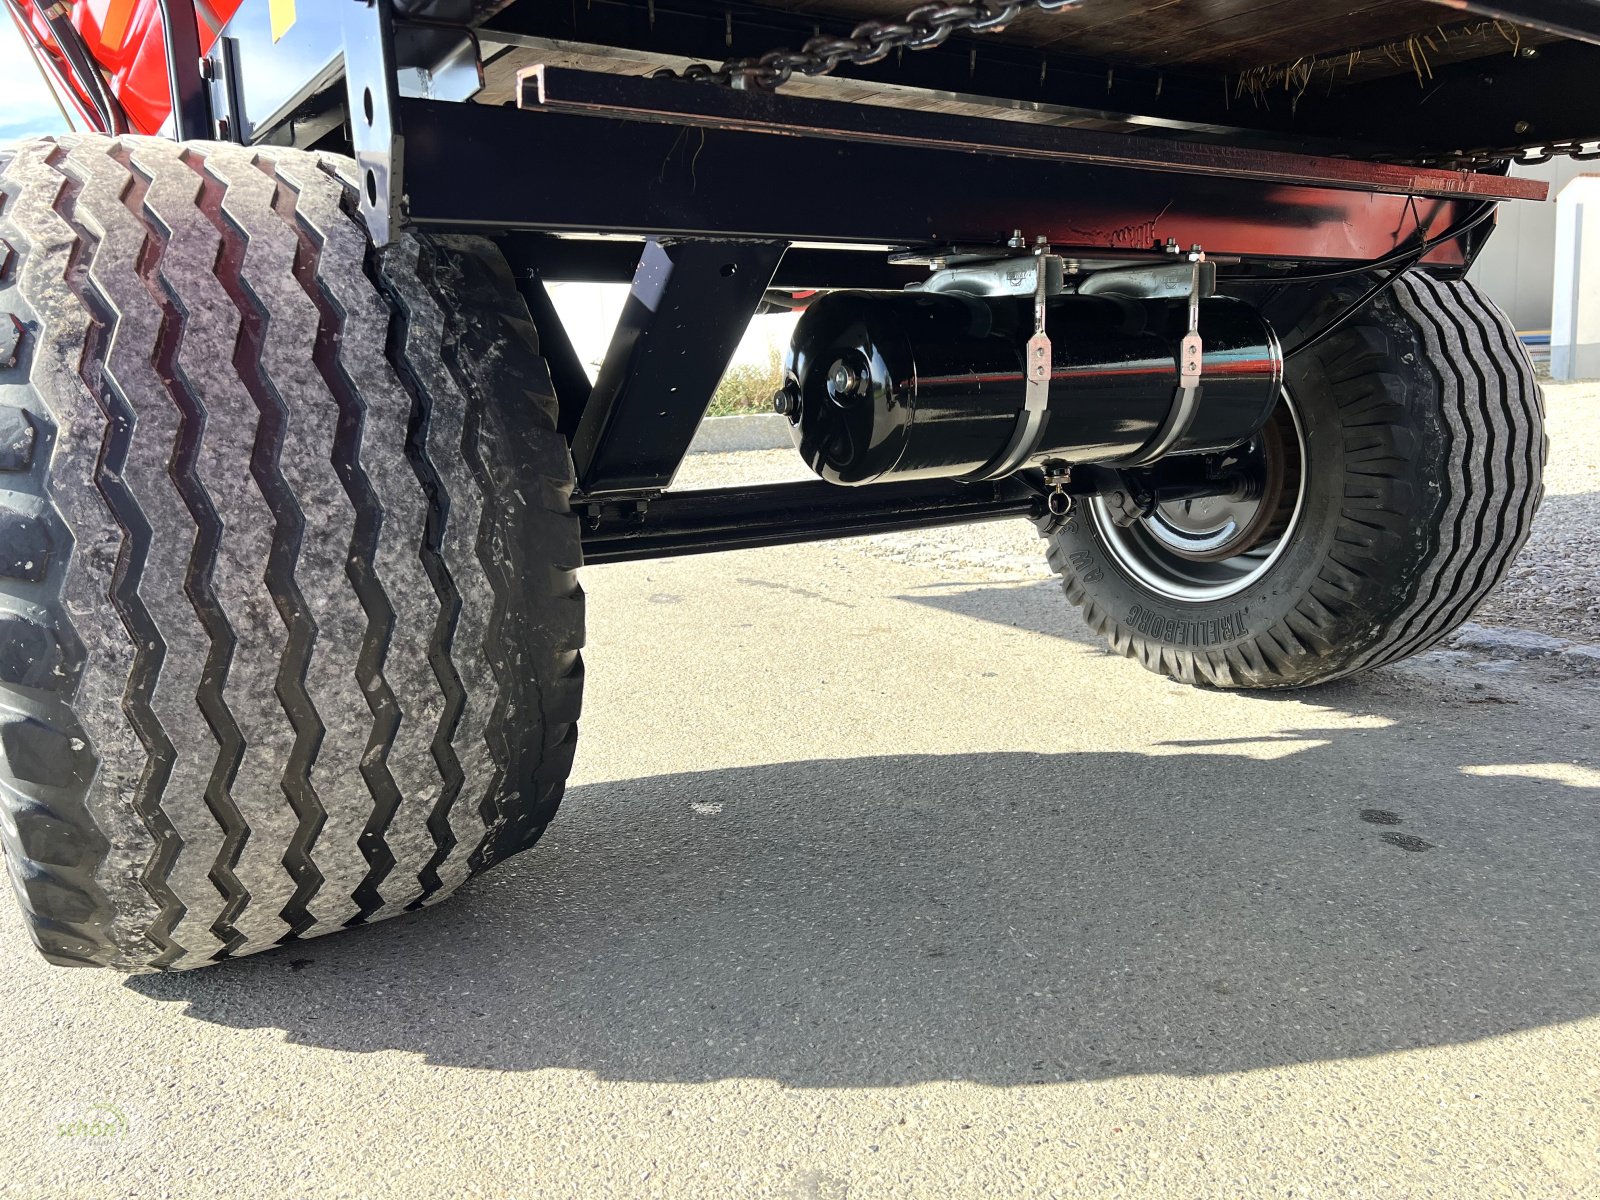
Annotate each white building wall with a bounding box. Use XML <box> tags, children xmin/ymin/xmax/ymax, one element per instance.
<box><xmin>1468</xmin><ymin>159</ymin><xmax>1592</xmax><ymax>332</ymax></box>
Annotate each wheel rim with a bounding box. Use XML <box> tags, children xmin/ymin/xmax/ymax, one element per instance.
<box><xmin>1089</xmin><ymin>390</ymin><xmax>1307</xmax><ymax>602</ymax></box>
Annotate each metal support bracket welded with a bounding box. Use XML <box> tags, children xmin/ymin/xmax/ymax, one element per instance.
<box><xmin>573</xmin><ymin>238</ymin><xmax>789</xmax><ymax>495</ymax></box>
<box><xmin>343</xmin><ymin>0</ymin><xmax>404</xmax><ymax>246</ymax></box>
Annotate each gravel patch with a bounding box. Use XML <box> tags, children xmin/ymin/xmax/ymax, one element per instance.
<box><xmin>672</xmin><ymin>379</ymin><xmax>1600</xmax><ymax>638</ymax></box>
<box><xmin>1471</xmin><ymin>380</ymin><xmax>1600</xmax><ymax>643</ymax></box>
<box><xmin>1444</xmin><ymin>622</ymin><xmax>1600</xmax><ymax>675</ymax></box>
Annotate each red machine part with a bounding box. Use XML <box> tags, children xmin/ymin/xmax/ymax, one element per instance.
<box><xmin>10</xmin><ymin>0</ymin><xmax>244</xmax><ymax>134</ymax></box>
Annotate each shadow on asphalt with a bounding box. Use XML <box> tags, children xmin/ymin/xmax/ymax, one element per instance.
<box><xmin>125</xmin><ymin>685</ymin><xmax>1600</xmax><ymax>1085</ymax></box>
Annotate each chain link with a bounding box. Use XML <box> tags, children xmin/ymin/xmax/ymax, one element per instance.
<box><xmin>1413</xmin><ymin>140</ymin><xmax>1600</xmax><ymax>169</ymax></box>
<box><xmin>661</xmin><ymin>0</ymin><xmax>1084</xmax><ymax>89</ymax></box>
<box><xmin>1513</xmin><ymin>140</ymin><xmax>1600</xmax><ymax>165</ymax></box>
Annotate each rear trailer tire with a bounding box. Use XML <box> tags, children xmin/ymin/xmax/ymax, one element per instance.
<box><xmin>1048</xmin><ymin>273</ymin><xmax>1544</xmax><ymax>689</ymax></box>
<box><xmin>0</xmin><ymin>135</ymin><xmax>583</xmax><ymax>970</ymax></box>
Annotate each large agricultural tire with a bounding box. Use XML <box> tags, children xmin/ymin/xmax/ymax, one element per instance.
<box><xmin>0</xmin><ymin>135</ymin><xmax>584</xmax><ymax>970</ymax></box>
<box><xmin>1048</xmin><ymin>273</ymin><xmax>1544</xmax><ymax>689</ymax></box>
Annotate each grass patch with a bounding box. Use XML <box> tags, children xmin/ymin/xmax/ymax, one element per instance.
<box><xmin>705</xmin><ymin>343</ymin><xmax>784</xmax><ymax>417</ymax></box>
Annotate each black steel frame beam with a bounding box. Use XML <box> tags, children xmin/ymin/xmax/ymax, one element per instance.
<box><xmin>343</xmin><ymin>0</ymin><xmax>405</xmax><ymax>246</ymax></box>
<box><xmin>499</xmin><ymin>235</ymin><xmax>924</xmax><ymax>290</ymax></box>
<box><xmin>580</xmin><ymin>477</ymin><xmax>1041</xmax><ymax>564</ymax></box>
<box><xmin>521</xmin><ymin>65</ymin><xmax>1542</xmax><ymax>202</ymax></box>
<box><xmin>399</xmin><ymin>95</ymin><xmax>1495</xmax><ymax>264</ymax></box>
<box><xmin>505</xmin><ymin>266</ymin><xmax>593</xmax><ymax>442</ymax></box>
<box><xmin>572</xmin><ymin>238</ymin><xmax>788</xmax><ymax>494</ymax></box>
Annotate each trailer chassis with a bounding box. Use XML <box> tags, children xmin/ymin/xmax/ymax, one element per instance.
<box><xmin>138</xmin><ymin>0</ymin><xmax>1572</xmax><ymax>559</ymax></box>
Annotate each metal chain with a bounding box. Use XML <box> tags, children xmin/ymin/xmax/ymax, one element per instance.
<box><xmin>1417</xmin><ymin>140</ymin><xmax>1600</xmax><ymax>169</ymax></box>
<box><xmin>1510</xmin><ymin>141</ymin><xmax>1600</xmax><ymax>165</ymax></box>
<box><xmin>663</xmin><ymin>0</ymin><xmax>1085</xmax><ymax>90</ymax></box>
<box><xmin>663</xmin><ymin>0</ymin><xmax>1600</xmax><ymax>168</ymax></box>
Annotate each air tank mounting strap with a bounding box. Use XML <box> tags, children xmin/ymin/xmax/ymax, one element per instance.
<box><xmin>1119</xmin><ymin>247</ymin><xmax>1211</xmax><ymax>468</ymax></box>
<box><xmin>965</xmin><ymin>242</ymin><xmax>1056</xmax><ymax>482</ymax></box>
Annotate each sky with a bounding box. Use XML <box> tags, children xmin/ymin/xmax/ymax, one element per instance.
<box><xmin>1</xmin><ymin>19</ymin><xmax>72</xmax><ymax>142</ymax></box>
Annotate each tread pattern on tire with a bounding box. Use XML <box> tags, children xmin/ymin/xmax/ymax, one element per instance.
<box><xmin>0</xmin><ymin>134</ymin><xmax>583</xmax><ymax>970</ymax></box>
<box><xmin>1049</xmin><ymin>273</ymin><xmax>1545</xmax><ymax>690</ymax></box>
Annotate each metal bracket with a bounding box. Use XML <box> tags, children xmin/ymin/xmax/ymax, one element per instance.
<box><xmin>917</xmin><ymin>252</ymin><xmax>1068</xmax><ymax>298</ymax></box>
<box><xmin>571</xmin><ymin>238</ymin><xmax>788</xmax><ymax>495</ymax></box>
<box><xmin>343</xmin><ymin>0</ymin><xmax>405</xmax><ymax>246</ymax></box>
<box><xmin>966</xmin><ymin>240</ymin><xmax>1056</xmax><ymax>482</ymax></box>
<box><xmin>1120</xmin><ymin>245</ymin><xmax>1211</xmax><ymax>467</ymax></box>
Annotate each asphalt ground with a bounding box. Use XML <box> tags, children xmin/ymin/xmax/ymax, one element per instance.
<box><xmin>4</xmin><ymin>485</ymin><xmax>1600</xmax><ymax>1197</ymax></box>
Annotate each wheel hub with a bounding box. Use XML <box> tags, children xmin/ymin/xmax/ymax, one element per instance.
<box><xmin>1089</xmin><ymin>390</ymin><xmax>1306</xmax><ymax>601</ymax></box>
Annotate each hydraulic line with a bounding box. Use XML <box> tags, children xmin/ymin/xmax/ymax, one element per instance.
<box><xmin>1272</xmin><ymin>202</ymin><xmax>1502</xmax><ymax>360</ymax></box>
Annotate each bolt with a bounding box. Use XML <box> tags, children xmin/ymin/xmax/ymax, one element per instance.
<box><xmin>772</xmin><ymin>384</ymin><xmax>801</xmax><ymax>419</ymax></box>
<box><xmin>828</xmin><ymin>359</ymin><xmax>870</xmax><ymax>399</ymax></box>
<box><xmin>1520</xmin><ymin>46</ymin><xmax>1539</xmax><ymax>58</ymax></box>
<box><xmin>1007</xmin><ymin>229</ymin><xmax>1025</xmax><ymax>249</ymax></box>
<box><xmin>1514</xmin><ymin>120</ymin><xmax>1531</xmax><ymax>135</ymax></box>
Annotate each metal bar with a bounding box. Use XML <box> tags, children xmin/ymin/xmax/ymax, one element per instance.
<box><xmin>572</xmin><ymin>239</ymin><xmax>788</xmax><ymax>495</ymax></box>
<box><xmin>343</xmin><ymin>0</ymin><xmax>404</xmax><ymax>246</ymax></box>
<box><xmin>505</xmin><ymin>265</ymin><xmax>593</xmax><ymax>441</ymax></box>
<box><xmin>156</xmin><ymin>0</ymin><xmax>211</xmax><ymax>140</ymax></box>
<box><xmin>1426</xmin><ymin>0</ymin><xmax>1600</xmax><ymax>43</ymax></box>
<box><xmin>518</xmin><ymin>66</ymin><xmax>1546</xmax><ymax>203</ymax></box>
<box><xmin>580</xmin><ymin>477</ymin><xmax>1040</xmax><ymax>564</ymax></box>
<box><xmin>211</xmin><ymin>31</ymin><xmax>245</xmax><ymax>141</ymax></box>
<box><xmin>500</xmin><ymin>236</ymin><xmax>922</xmax><ymax>290</ymax></box>
<box><xmin>399</xmin><ymin>98</ymin><xmax>1479</xmax><ymax>265</ymax></box>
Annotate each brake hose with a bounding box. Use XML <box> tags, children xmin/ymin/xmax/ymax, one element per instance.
<box><xmin>1275</xmin><ymin>201</ymin><xmax>1502</xmax><ymax>360</ymax></box>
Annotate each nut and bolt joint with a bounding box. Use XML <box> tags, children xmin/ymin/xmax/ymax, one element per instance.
<box><xmin>772</xmin><ymin>384</ymin><xmax>802</xmax><ymax>420</ymax></box>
